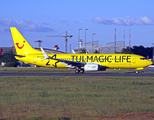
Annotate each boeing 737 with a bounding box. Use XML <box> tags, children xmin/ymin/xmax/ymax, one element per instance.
<box><xmin>10</xmin><ymin>27</ymin><xmax>152</xmax><ymax>74</ymax></box>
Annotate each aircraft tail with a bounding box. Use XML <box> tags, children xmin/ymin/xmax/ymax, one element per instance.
<box><xmin>10</xmin><ymin>27</ymin><xmax>39</xmax><ymax>55</ymax></box>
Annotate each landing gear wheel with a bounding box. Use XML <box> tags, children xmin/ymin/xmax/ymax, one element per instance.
<box><xmin>75</xmin><ymin>69</ymin><xmax>80</xmax><ymax>74</ymax></box>
<box><xmin>80</xmin><ymin>69</ymin><xmax>84</xmax><ymax>74</ymax></box>
<box><xmin>136</xmin><ymin>71</ymin><xmax>139</xmax><ymax>74</ymax></box>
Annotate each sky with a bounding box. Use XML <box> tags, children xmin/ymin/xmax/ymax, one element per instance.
<box><xmin>0</xmin><ymin>0</ymin><xmax>154</xmax><ymax>52</ymax></box>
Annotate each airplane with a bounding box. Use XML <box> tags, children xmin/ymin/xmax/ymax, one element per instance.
<box><xmin>10</xmin><ymin>27</ymin><xmax>152</xmax><ymax>74</ymax></box>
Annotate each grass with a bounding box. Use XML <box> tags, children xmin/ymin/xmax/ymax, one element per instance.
<box><xmin>0</xmin><ymin>76</ymin><xmax>154</xmax><ymax>119</ymax></box>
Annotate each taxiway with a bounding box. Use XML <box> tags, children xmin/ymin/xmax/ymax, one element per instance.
<box><xmin>0</xmin><ymin>67</ymin><xmax>153</xmax><ymax>77</ymax></box>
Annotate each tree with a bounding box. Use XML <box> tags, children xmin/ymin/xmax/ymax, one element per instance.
<box><xmin>131</xmin><ymin>45</ymin><xmax>152</xmax><ymax>58</ymax></box>
<box><xmin>94</xmin><ymin>50</ymin><xmax>99</xmax><ymax>53</ymax></box>
<box><xmin>121</xmin><ymin>47</ymin><xmax>132</xmax><ymax>54</ymax></box>
<box><xmin>0</xmin><ymin>50</ymin><xmax>19</xmax><ymax>67</ymax></box>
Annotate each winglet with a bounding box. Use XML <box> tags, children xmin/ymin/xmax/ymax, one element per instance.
<box><xmin>40</xmin><ymin>47</ymin><xmax>49</xmax><ymax>61</ymax></box>
<box><xmin>72</xmin><ymin>50</ymin><xmax>76</xmax><ymax>53</ymax></box>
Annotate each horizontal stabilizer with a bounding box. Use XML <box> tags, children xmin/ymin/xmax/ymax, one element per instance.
<box><xmin>6</xmin><ymin>53</ymin><xmax>25</xmax><ymax>57</ymax></box>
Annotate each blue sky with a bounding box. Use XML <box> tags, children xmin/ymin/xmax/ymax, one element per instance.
<box><xmin>0</xmin><ymin>0</ymin><xmax>154</xmax><ymax>52</ymax></box>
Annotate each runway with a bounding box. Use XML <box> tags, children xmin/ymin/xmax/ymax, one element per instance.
<box><xmin>0</xmin><ymin>72</ymin><xmax>154</xmax><ymax>77</ymax></box>
<box><xmin>0</xmin><ymin>67</ymin><xmax>153</xmax><ymax>77</ymax></box>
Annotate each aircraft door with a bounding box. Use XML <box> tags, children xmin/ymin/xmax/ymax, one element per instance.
<box><xmin>132</xmin><ymin>57</ymin><xmax>136</xmax><ymax>63</ymax></box>
<box><xmin>33</xmin><ymin>56</ymin><xmax>37</xmax><ymax>63</ymax></box>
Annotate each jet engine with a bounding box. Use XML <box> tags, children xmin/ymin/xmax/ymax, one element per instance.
<box><xmin>84</xmin><ymin>63</ymin><xmax>106</xmax><ymax>71</ymax></box>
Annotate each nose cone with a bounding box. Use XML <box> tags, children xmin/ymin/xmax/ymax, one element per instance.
<box><xmin>147</xmin><ymin>60</ymin><xmax>153</xmax><ymax>66</ymax></box>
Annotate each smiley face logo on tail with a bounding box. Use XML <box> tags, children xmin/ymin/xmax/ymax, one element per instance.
<box><xmin>16</xmin><ymin>41</ymin><xmax>25</xmax><ymax>49</ymax></box>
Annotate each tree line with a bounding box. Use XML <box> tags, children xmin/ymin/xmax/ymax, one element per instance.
<box><xmin>122</xmin><ymin>45</ymin><xmax>153</xmax><ymax>59</ymax></box>
<box><xmin>0</xmin><ymin>50</ymin><xmax>19</xmax><ymax>67</ymax></box>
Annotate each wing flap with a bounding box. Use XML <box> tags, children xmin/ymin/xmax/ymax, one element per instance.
<box><xmin>51</xmin><ymin>58</ymin><xmax>86</xmax><ymax>67</ymax></box>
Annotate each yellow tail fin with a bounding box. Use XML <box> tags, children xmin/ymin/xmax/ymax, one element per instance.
<box><xmin>10</xmin><ymin>27</ymin><xmax>39</xmax><ymax>55</ymax></box>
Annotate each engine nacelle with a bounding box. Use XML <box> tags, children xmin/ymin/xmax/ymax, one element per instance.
<box><xmin>66</xmin><ymin>64</ymin><xmax>76</xmax><ymax>69</ymax></box>
<box><xmin>84</xmin><ymin>63</ymin><xmax>106</xmax><ymax>71</ymax></box>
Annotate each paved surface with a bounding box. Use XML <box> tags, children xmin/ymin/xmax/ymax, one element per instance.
<box><xmin>144</xmin><ymin>67</ymin><xmax>154</xmax><ymax>72</ymax></box>
<box><xmin>0</xmin><ymin>67</ymin><xmax>153</xmax><ymax>77</ymax></box>
<box><xmin>0</xmin><ymin>72</ymin><xmax>154</xmax><ymax>77</ymax></box>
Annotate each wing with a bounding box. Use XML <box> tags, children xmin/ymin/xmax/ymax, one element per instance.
<box><xmin>52</xmin><ymin>57</ymin><xmax>86</xmax><ymax>67</ymax></box>
<box><xmin>40</xmin><ymin>47</ymin><xmax>86</xmax><ymax>67</ymax></box>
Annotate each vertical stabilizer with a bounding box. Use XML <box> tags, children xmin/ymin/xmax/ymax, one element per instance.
<box><xmin>10</xmin><ymin>27</ymin><xmax>39</xmax><ymax>55</ymax></box>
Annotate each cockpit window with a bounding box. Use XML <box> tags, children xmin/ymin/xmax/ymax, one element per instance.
<box><xmin>140</xmin><ymin>58</ymin><xmax>146</xmax><ymax>60</ymax></box>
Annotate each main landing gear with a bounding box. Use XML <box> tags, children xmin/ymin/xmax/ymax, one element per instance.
<box><xmin>75</xmin><ymin>68</ymin><xmax>84</xmax><ymax>74</ymax></box>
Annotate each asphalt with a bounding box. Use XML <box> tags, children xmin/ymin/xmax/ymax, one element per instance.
<box><xmin>0</xmin><ymin>67</ymin><xmax>154</xmax><ymax>77</ymax></box>
<box><xmin>0</xmin><ymin>72</ymin><xmax>153</xmax><ymax>77</ymax></box>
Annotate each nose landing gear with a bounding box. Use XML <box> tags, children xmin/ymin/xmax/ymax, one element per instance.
<box><xmin>136</xmin><ymin>70</ymin><xmax>139</xmax><ymax>74</ymax></box>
